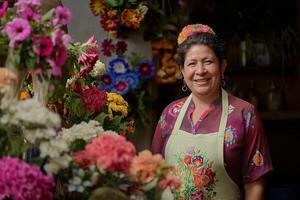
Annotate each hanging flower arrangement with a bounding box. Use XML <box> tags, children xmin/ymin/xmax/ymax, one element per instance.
<box><xmin>90</xmin><ymin>0</ymin><xmax>148</xmax><ymax>38</ymax></box>
<box><xmin>152</xmin><ymin>38</ymin><xmax>182</xmax><ymax>84</ymax></box>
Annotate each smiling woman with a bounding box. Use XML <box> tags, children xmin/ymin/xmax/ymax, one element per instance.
<box><xmin>151</xmin><ymin>23</ymin><xmax>273</xmax><ymax>200</ymax></box>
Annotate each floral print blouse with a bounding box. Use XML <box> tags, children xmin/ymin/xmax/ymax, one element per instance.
<box><xmin>151</xmin><ymin>94</ymin><xmax>273</xmax><ymax>186</ymax></box>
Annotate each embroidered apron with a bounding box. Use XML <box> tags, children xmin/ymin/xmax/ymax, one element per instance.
<box><xmin>163</xmin><ymin>89</ymin><xmax>240</xmax><ymax>200</ymax></box>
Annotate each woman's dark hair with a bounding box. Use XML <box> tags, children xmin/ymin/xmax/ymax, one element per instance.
<box><xmin>177</xmin><ymin>32</ymin><xmax>225</xmax><ymax>68</ymax></box>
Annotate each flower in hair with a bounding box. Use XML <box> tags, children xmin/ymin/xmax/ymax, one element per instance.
<box><xmin>177</xmin><ymin>23</ymin><xmax>215</xmax><ymax>45</ymax></box>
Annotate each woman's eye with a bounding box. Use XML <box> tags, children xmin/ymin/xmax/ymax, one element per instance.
<box><xmin>188</xmin><ymin>63</ymin><xmax>196</xmax><ymax>67</ymax></box>
<box><xmin>204</xmin><ymin>60</ymin><xmax>212</xmax><ymax>64</ymax></box>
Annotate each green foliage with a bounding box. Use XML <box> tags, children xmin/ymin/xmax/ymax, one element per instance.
<box><xmin>106</xmin><ymin>0</ymin><xmax>125</xmax><ymax>8</ymax></box>
<box><xmin>70</xmin><ymin>139</ymin><xmax>87</xmax><ymax>152</ymax></box>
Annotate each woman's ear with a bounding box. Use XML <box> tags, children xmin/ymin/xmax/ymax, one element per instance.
<box><xmin>221</xmin><ymin>60</ymin><xmax>227</xmax><ymax>76</ymax></box>
<box><xmin>181</xmin><ymin>66</ymin><xmax>184</xmax><ymax>77</ymax></box>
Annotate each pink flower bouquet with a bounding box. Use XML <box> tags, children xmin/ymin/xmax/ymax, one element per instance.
<box><xmin>0</xmin><ymin>157</ymin><xmax>54</xmax><ymax>200</ymax></box>
<box><xmin>0</xmin><ymin>0</ymin><xmax>72</xmax><ymax>78</ymax></box>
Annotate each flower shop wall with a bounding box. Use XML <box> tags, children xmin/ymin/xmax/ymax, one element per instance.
<box><xmin>61</xmin><ymin>0</ymin><xmax>155</xmax><ymax>151</ymax></box>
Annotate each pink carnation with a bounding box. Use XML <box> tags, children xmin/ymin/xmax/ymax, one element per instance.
<box><xmin>73</xmin><ymin>134</ymin><xmax>136</xmax><ymax>174</ymax></box>
<box><xmin>0</xmin><ymin>157</ymin><xmax>54</xmax><ymax>200</ymax></box>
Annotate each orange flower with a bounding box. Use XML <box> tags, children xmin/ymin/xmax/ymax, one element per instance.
<box><xmin>90</xmin><ymin>0</ymin><xmax>106</xmax><ymax>16</ymax></box>
<box><xmin>121</xmin><ymin>9</ymin><xmax>143</xmax><ymax>29</ymax></box>
<box><xmin>19</xmin><ymin>91</ymin><xmax>30</xmax><ymax>100</ymax></box>
<box><xmin>130</xmin><ymin>150</ymin><xmax>164</xmax><ymax>184</ymax></box>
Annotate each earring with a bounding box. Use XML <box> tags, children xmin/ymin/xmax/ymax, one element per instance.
<box><xmin>182</xmin><ymin>80</ymin><xmax>188</xmax><ymax>92</ymax></box>
<box><xmin>221</xmin><ymin>78</ymin><xmax>226</xmax><ymax>87</ymax></box>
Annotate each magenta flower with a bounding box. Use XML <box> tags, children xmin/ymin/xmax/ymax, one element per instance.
<box><xmin>116</xmin><ymin>40</ymin><xmax>127</xmax><ymax>55</ymax></box>
<box><xmin>51</xmin><ymin>29</ymin><xmax>72</xmax><ymax>48</ymax></box>
<box><xmin>33</xmin><ymin>35</ymin><xmax>54</xmax><ymax>57</ymax></box>
<box><xmin>47</xmin><ymin>45</ymin><xmax>67</xmax><ymax>77</ymax></box>
<box><xmin>101</xmin><ymin>39</ymin><xmax>115</xmax><ymax>57</ymax></box>
<box><xmin>78</xmin><ymin>36</ymin><xmax>99</xmax><ymax>67</ymax></box>
<box><xmin>15</xmin><ymin>0</ymin><xmax>42</xmax><ymax>8</ymax></box>
<box><xmin>2</xmin><ymin>18</ymin><xmax>31</xmax><ymax>48</ymax></box>
<box><xmin>52</xmin><ymin>6</ymin><xmax>72</xmax><ymax>26</ymax></box>
<box><xmin>62</xmin><ymin>33</ymin><xmax>72</xmax><ymax>47</ymax></box>
<box><xmin>17</xmin><ymin>6</ymin><xmax>41</xmax><ymax>21</ymax></box>
<box><xmin>0</xmin><ymin>1</ymin><xmax>8</xmax><ymax>19</ymax></box>
<box><xmin>135</xmin><ymin>60</ymin><xmax>155</xmax><ymax>80</ymax></box>
<box><xmin>0</xmin><ymin>157</ymin><xmax>54</xmax><ymax>200</ymax></box>
<box><xmin>51</xmin><ymin>29</ymin><xmax>63</xmax><ymax>46</ymax></box>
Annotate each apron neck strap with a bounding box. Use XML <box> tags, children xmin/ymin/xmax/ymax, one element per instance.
<box><xmin>218</xmin><ymin>89</ymin><xmax>228</xmax><ymax>133</ymax></box>
<box><xmin>172</xmin><ymin>89</ymin><xmax>229</xmax><ymax>133</ymax></box>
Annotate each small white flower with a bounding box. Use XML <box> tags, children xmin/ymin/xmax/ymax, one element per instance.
<box><xmin>90</xmin><ymin>60</ymin><xmax>106</xmax><ymax>77</ymax></box>
<box><xmin>157</xmin><ymin>69</ymin><xmax>167</xmax><ymax>77</ymax></box>
<box><xmin>59</xmin><ymin>120</ymin><xmax>104</xmax><ymax>145</ymax></box>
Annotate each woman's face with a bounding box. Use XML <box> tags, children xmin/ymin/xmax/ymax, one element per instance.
<box><xmin>181</xmin><ymin>44</ymin><xmax>226</xmax><ymax>98</ymax></box>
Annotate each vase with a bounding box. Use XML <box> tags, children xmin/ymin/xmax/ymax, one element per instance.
<box><xmin>31</xmin><ymin>72</ymin><xmax>50</xmax><ymax>106</ymax></box>
<box><xmin>0</xmin><ymin>48</ymin><xmax>27</xmax><ymax>106</ymax></box>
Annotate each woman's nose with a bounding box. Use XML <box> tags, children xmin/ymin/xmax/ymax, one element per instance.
<box><xmin>195</xmin><ymin>63</ymin><xmax>207</xmax><ymax>74</ymax></box>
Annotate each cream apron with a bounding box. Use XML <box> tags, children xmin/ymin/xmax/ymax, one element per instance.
<box><xmin>163</xmin><ymin>89</ymin><xmax>240</xmax><ymax>200</ymax></box>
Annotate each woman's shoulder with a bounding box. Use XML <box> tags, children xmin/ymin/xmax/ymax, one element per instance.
<box><xmin>228</xmin><ymin>93</ymin><xmax>256</xmax><ymax>112</ymax></box>
<box><xmin>161</xmin><ymin>96</ymin><xmax>189</xmax><ymax>117</ymax></box>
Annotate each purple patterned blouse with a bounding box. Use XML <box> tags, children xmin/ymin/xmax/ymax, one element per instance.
<box><xmin>151</xmin><ymin>93</ymin><xmax>273</xmax><ymax>186</ymax></box>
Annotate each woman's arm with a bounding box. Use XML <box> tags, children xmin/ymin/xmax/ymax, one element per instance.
<box><xmin>244</xmin><ymin>177</ymin><xmax>266</xmax><ymax>200</ymax></box>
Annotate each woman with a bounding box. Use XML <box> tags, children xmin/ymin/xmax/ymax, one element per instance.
<box><xmin>151</xmin><ymin>24</ymin><xmax>272</xmax><ymax>200</ymax></box>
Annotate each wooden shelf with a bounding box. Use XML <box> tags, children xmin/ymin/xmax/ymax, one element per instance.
<box><xmin>260</xmin><ymin>110</ymin><xmax>300</xmax><ymax>120</ymax></box>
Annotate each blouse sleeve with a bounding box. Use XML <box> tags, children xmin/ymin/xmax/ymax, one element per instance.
<box><xmin>151</xmin><ymin>107</ymin><xmax>168</xmax><ymax>155</ymax></box>
<box><xmin>151</xmin><ymin>99</ymin><xmax>180</xmax><ymax>156</ymax></box>
<box><xmin>242</xmin><ymin>106</ymin><xmax>273</xmax><ymax>183</ymax></box>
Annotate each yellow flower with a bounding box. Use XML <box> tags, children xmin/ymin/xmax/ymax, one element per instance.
<box><xmin>90</xmin><ymin>0</ymin><xmax>106</xmax><ymax>16</ymax></box>
<box><xmin>19</xmin><ymin>91</ymin><xmax>31</xmax><ymax>100</ymax></box>
<box><xmin>106</xmin><ymin>92</ymin><xmax>128</xmax><ymax>120</ymax></box>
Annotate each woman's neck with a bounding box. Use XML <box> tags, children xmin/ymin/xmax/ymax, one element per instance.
<box><xmin>191</xmin><ymin>89</ymin><xmax>221</xmax><ymax>111</ymax></box>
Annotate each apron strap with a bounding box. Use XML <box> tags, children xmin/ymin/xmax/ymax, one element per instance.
<box><xmin>218</xmin><ymin>89</ymin><xmax>229</xmax><ymax>165</ymax></box>
<box><xmin>218</xmin><ymin>89</ymin><xmax>229</xmax><ymax>134</ymax></box>
<box><xmin>172</xmin><ymin>93</ymin><xmax>192</xmax><ymax>133</ymax></box>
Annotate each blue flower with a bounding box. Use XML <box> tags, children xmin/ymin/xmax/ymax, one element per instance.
<box><xmin>111</xmin><ymin>77</ymin><xmax>130</xmax><ymax>95</ymax></box>
<box><xmin>118</xmin><ymin>72</ymin><xmax>139</xmax><ymax>90</ymax></box>
<box><xmin>108</xmin><ymin>57</ymin><xmax>129</xmax><ymax>75</ymax></box>
<box><xmin>99</xmin><ymin>72</ymin><xmax>116</xmax><ymax>91</ymax></box>
<box><xmin>135</xmin><ymin>60</ymin><xmax>155</xmax><ymax>80</ymax></box>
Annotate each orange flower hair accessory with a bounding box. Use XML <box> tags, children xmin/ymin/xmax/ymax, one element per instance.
<box><xmin>177</xmin><ymin>23</ymin><xmax>216</xmax><ymax>45</ymax></box>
